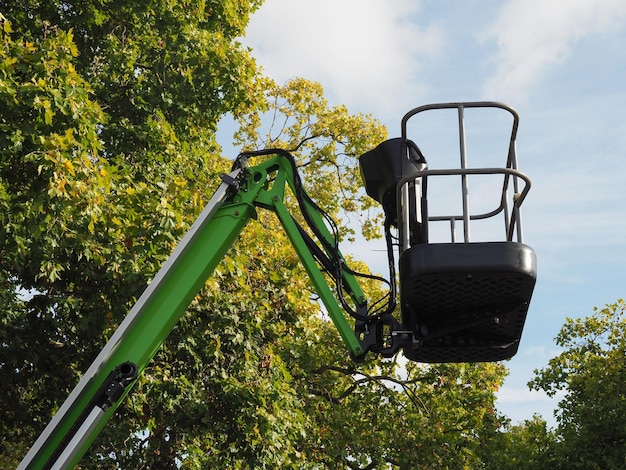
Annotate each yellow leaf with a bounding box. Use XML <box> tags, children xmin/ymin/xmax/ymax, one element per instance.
<box><xmin>2</xmin><ymin>18</ymin><xmax>12</xmax><ymax>34</ymax></box>
<box><xmin>56</xmin><ymin>178</ymin><xmax>67</xmax><ymax>192</ymax></box>
<box><xmin>63</xmin><ymin>159</ymin><xmax>75</xmax><ymax>175</ymax></box>
<box><xmin>44</xmin><ymin>108</ymin><xmax>53</xmax><ymax>125</ymax></box>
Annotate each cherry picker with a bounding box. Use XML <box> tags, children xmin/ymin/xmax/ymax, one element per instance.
<box><xmin>18</xmin><ymin>102</ymin><xmax>536</xmax><ymax>469</ymax></box>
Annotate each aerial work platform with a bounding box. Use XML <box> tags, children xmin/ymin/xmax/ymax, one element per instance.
<box><xmin>360</xmin><ymin>102</ymin><xmax>537</xmax><ymax>363</ymax></box>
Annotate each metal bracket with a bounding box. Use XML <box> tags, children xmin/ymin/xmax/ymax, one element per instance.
<box><xmin>354</xmin><ymin>313</ymin><xmax>414</xmax><ymax>360</ymax></box>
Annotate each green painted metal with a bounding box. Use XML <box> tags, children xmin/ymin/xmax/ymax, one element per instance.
<box><xmin>250</xmin><ymin>155</ymin><xmax>366</xmax><ymax>355</ymax></box>
<box><xmin>19</xmin><ymin>153</ymin><xmax>367</xmax><ymax>469</ymax></box>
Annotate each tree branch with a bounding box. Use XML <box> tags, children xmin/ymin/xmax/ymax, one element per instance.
<box><xmin>300</xmin><ymin>364</ymin><xmax>433</xmax><ymax>413</ymax></box>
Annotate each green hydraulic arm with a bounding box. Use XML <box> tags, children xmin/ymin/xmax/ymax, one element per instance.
<box><xmin>18</xmin><ymin>151</ymin><xmax>381</xmax><ymax>470</ymax></box>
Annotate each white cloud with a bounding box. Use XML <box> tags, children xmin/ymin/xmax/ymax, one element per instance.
<box><xmin>496</xmin><ymin>386</ymin><xmax>564</xmax><ymax>426</ymax></box>
<box><xmin>244</xmin><ymin>0</ymin><xmax>444</xmax><ymax>119</ymax></box>
<box><xmin>481</xmin><ymin>0</ymin><xmax>626</xmax><ymax>100</ymax></box>
<box><xmin>497</xmin><ymin>386</ymin><xmax>562</xmax><ymax>405</ymax></box>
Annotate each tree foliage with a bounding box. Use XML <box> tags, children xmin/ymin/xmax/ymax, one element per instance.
<box><xmin>529</xmin><ymin>299</ymin><xmax>626</xmax><ymax>469</ymax></box>
<box><xmin>484</xmin><ymin>415</ymin><xmax>558</xmax><ymax>470</ymax></box>
<box><xmin>1</xmin><ymin>0</ymin><xmax>264</xmax><ymax>158</ymax></box>
<box><xmin>0</xmin><ymin>14</ymin><xmax>112</xmax><ymax>463</ymax></box>
<box><xmin>0</xmin><ymin>2</ymin><xmax>265</xmax><ymax>466</ymax></box>
<box><xmin>234</xmin><ymin>77</ymin><xmax>388</xmax><ymax>240</ymax></box>
<box><xmin>2</xmin><ymin>4</ymin><xmax>512</xmax><ymax>469</ymax></box>
<box><xmin>484</xmin><ymin>299</ymin><xmax>626</xmax><ymax>469</ymax></box>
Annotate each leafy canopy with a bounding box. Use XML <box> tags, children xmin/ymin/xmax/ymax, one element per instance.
<box><xmin>1</xmin><ymin>4</ymin><xmax>513</xmax><ymax>469</ymax></box>
<box><xmin>529</xmin><ymin>299</ymin><xmax>626</xmax><ymax>469</ymax></box>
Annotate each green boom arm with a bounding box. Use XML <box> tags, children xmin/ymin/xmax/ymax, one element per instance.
<box><xmin>18</xmin><ymin>152</ymin><xmax>378</xmax><ymax>469</ymax></box>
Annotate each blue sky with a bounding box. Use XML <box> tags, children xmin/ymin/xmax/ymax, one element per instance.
<box><xmin>224</xmin><ymin>0</ymin><xmax>626</xmax><ymax>426</ymax></box>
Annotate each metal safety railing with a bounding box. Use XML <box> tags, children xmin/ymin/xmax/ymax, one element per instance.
<box><xmin>396</xmin><ymin>102</ymin><xmax>531</xmax><ymax>252</ymax></box>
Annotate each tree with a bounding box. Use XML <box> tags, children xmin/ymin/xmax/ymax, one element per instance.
<box><xmin>0</xmin><ymin>16</ymin><xmax>112</xmax><ymax>466</ymax></box>
<box><xmin>530</xmin><ymin>299</ymin><xmax>626</xmax><ymax>469</ymax></box>
<box><xmin>483</xmin><ymin>415</ymin><xmax>558</xmax><ymax>470</ymax></box>
<box><xmin>233</xmin><ymin>76</ymin><xmax>388</xmax><ymax>239</ymax></box>
<box><xmin>1</xmin><ymin>4</ymin><xmax>511</xmax><ymax>468</ymax></box>
<box><xmin>1</xmin><ymin>0</ymin><xmax>264</xmax><ymax>158</ymax></box>
<box><xmin>0</xmin><ymin>2</ymin><xmax>268</xmax><ymax>466</ymax></box>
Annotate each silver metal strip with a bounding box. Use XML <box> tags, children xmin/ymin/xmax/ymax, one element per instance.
<box><xmin>457</xmin><ymin>104</ymin><xmax>471</xmax><ymax>242</ymax></box>
<box><xmin>50</xmin><ymin>407</ymin><xmax>105</xmax><ymax>470</ymax></box>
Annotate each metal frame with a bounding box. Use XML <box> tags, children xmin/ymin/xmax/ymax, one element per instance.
<box><xmin>396</xmin><ymin>102</ymin><xmax>531</xmax><ymax>251</ymax></box>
